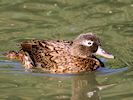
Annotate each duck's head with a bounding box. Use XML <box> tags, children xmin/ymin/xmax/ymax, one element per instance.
<box><xmin>71</xmin><ymin>33</ymin><xmax>114</xmax><ymax>59</ymax></box>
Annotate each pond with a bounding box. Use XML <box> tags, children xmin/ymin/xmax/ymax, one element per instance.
<box><xmin>0</xmin><ymin>0</ymin><xmax>133</xmax><ymax>100</ymax></box>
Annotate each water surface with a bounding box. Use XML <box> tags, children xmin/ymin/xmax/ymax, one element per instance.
<box><xmin>0</xmin><ymin>0</ymin><xmax>133</xmax><ymax>100</ymax></box>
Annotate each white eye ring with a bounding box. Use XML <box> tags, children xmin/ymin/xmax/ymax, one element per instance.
<box><xmin>81</xmin><ymin>40</ymin><xmax>94</xmax><ymax>47</ymax></box>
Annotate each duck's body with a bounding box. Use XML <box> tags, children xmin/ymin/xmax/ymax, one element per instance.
<box><xmin>6</xmin><ymin>33</ymin><xmax>114</xmax><ymax>73</ymax></box>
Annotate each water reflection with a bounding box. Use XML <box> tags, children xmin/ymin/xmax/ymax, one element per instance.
<box><xmin>71</xmin><ymin>73</ymin><xmax>100</xmax><ymax>100</ymax></box>
<box><xmin>0</xmin><ymin>59</ymin><xmax>131</xmax><ymax>100</ymax></box>
<box><xmin>71</xmin><ymin>67</ymin><xmax>128</xmax><ymax>100</ymax></box>
<box><xmin>35</xmin><ymin>72</ymin><xmax>105</xmax><ymax>100</ymax></box>
<box><xmin>0</xmin><ymin>59</ymin><xmax>128</xmax><ymax>100</ymax></box>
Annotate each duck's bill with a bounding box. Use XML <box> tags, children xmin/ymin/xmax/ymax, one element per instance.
<box><xmin>95</xmin><ymin>46</ymin><xmax>114</xmax><ymax>59</ymax></box>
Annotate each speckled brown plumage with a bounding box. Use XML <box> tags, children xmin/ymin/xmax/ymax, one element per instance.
<box><xmin>5</xmin><ymin>33</ymin><xmax>114</xmax><ymax>73</ymax></box>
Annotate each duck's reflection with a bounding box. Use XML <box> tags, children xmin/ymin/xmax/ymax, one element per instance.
<box><xmin>71</xmin><ymin>72</ymin><xmax>100</xmax><ymax>100</ymax></box>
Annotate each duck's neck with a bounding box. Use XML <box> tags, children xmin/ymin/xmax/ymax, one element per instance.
<box><xmin>70</xmin><ymin>44</ymin><xmax>92</xmax><ymax>58</ymax></box>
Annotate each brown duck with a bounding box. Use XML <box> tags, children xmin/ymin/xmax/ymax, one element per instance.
<box><xmin>5</xmin><ymin>33</ymin><xmax>114</xmax><ymax>73</ymax></box>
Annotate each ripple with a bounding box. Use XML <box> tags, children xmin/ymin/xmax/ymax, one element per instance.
<box><xmin>96</xmin><ymin>67</ymin><xmax>128</xmax><ymax>75</ymax></box>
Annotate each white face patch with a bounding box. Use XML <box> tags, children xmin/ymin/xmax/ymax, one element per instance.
<box><xmin>81</xmin><ymin>40</ymin><xmax>94</xmax><ymax>47</ymax></box>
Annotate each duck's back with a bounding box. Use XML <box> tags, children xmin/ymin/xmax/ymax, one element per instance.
<box><xmin>21</xmin><ymin>40</ymin><xmax>74</xmax><ymax>72</ymax></box>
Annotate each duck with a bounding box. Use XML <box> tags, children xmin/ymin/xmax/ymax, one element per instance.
<box><xmin>5</xmin><ymin>33</ymin><xmax>114</xmax><ymax>73</ymax></box>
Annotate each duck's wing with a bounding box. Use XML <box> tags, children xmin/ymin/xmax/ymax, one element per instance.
<box><xmin>21</xmin><ymin>40</ymin><xmax>43</xmax><ymax>52</ymax></box>
<box><xmin>21</xmin><ymin>40</ymin><xmax>52</xmax><ymax>68</ymax></box>
<box><xmin>20</xmin><ymin>40</ymin><xmax>37</xmax><ymax>67</ymax></box>
<box><xmin>21</xmin><ymin>40</ymin><xmax>72</xmax><ymax>52</ymax></box>
<box><xmin>20</xmin><ymin>40</ymin><xmax>72</xmax><ymax>69</ymax></box>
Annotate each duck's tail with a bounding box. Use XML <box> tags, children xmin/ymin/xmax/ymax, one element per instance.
<box><xmin>4</xmin><ymin>50</ymin><xmax>34</xmax><ymax>69</ymax></box>
<box><xmin>4</xmin><ymin>51</ymin><xmax>21</xmax><ymax>60</ymax></box>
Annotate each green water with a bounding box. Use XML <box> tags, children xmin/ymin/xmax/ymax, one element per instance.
<box><xmin>0</xmin><ymin>0</ymin><xmax>133</xmax><ymax>100</ymax></box>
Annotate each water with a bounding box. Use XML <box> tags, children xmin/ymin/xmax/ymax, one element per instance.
<box><xmin>0</xmin><ymin>0</ymin><xmax>133</xmax><ymax>100</ymax></box>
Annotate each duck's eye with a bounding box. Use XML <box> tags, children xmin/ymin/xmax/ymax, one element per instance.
<box><xmin>81</xmin><ymin>40</ymin><xmax>94</xmax><ymax>47</ymax></box>
<box><xmin>88</xmin><ymin>42</ymin><xmax>92</xmax><ymax>45</ymax></box>
<box><xmin>87</xmin><ymin>41</ymin><xmax>93</xmax><ymax>46</ymax></box>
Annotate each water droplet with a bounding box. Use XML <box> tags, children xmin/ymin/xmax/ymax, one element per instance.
<box><xmin>23</xmin><ymin>5</ymin><xmax>27</xmax><ymax>8</ymax></box>
<box><xmin>10</xmin><ymin>23</ymin><xmax>15</xmax><ymax>26</ymax></box>
<box><xmin>87</xmin><ymin>90</ymin><xmax>96</xmax><ymax>98</ymax></box>
<box><xmin>118</xmin><ymin>27</ymin><xmax>121</xmax><ymax>29</ymax></box>
<box><xmin>58</xmin><ymin>80</ymin><xmax>62</xmax><ymax>83</ymax></box>
<box><xmin>54</xmin><ymin>3</ymin><xmax>57</xmax><ymax>7</ymax></box>
<box><xmin>130</xmin><ymin>4</ymin><xmax>133</xmax><ymax>7</ymax></box>
<box><xmin>109</xmin><ymin>10</ymin><xmax>113</xmax><ymax>14</ymax></box>
<box><xmin>47</xmin><ymin>11</ymin><xmax>52</xmax><ymax>16</ymax></box>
